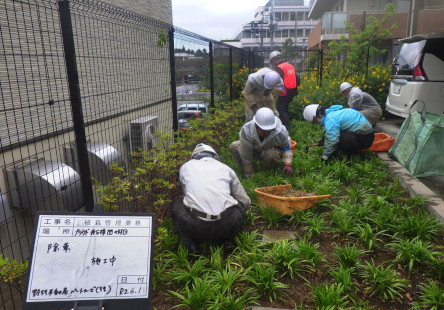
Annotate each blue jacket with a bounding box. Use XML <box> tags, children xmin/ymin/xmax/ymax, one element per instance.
<box><xmin>320</xmin><ymin>105</ymin><xmax>373</xmax><ymax>157</ymax></box>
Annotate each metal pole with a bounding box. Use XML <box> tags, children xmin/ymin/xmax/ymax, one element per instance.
<box><xmin>58</xmin><ymin>0</ymin><xmax>94</xmax><ymax>212</ymax></box>
<box><xmin>229</xmin><ymin>47</ymin><xmax>233</xmax><ymax>101</ymax></box>
<box><xmin>168</xmin><ymin>29</ymin><xmax>178</xmax><ymax>131</ymax></box>
<box><xmin>319</xmin><ymin>49</ymin><xmax>324</xmax><ymax>87</ymax></box>
<box><xmin>260</xmin><ymin>16</ymin><xmax>264</xmax><ymax>49</ymax></box>
<box><xmin>365</xmin><ymin>46</ymin><xmax>370</xmax><ymax>77</ymax></box>
<box><xmin>294</xmin><ymin>10</ymin><xmax>298</xmax><ymax>49</ymax></box>
<box><xmin>209</xmin><ymin>42</ymin><xmax>214</xmax><ymax>109</ymax></box>
<box><xmin>270</xmin><ymin>5</ymin><xmax>274</xmax><ymax>49</ymax></box>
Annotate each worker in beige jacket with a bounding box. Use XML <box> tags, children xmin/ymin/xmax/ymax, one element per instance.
<box><xmin>230</xmin><ymin>107</ymin><xmax>293</xmax><ymax>178</ymax></box>
<box><xmin>243</xmin><ymin>68</ymin><xmax>284</xmax><ymax>122</ymax></box>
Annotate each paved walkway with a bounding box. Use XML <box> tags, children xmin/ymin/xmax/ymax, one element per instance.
<box><xmin>374</xmin><ymin>118</ymin><xmax>444</xmax><ymax>223</ymax></box>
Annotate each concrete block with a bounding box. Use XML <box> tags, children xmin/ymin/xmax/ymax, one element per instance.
<box><xmin>376</xmin><ymin>152</ymin><xmax>444</xmax><ymax>224</ymax></box>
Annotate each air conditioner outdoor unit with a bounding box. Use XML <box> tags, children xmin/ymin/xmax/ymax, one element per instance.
<box><xmin>64</xmin><ymin>141</ymin><xmax>125</xmax><ymax>185</ymax></box>
<box><xmin>5</xmin><ymin>158</ymin><xmax>84</xmax><ymax>213</ymax></box>
<box><xmin>129</xmin><ymin>116</ymin><xmax>159</xmax><ymax>152</ymax></box>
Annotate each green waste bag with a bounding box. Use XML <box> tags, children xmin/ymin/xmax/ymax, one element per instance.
<box><xmin>388</xmin><ymin>100</ymin><xmax>444</xmax><ymax>177</ymax></box>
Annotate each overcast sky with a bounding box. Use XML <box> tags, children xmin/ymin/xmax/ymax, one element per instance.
<box><xmin>172</xmin><ymin>0</ymin><xmax>309</xmax><ymax>41</ymax></box>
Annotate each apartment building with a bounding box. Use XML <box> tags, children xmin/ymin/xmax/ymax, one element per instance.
<box><xmin>233</xmin><ymin>0</ymin><xmax>319</xmax><ymax>52</ymax></box>
<box><xmin>307</xmin><ymin>0</ymin><xmax>444</xmax><ymax>59</ymax></box>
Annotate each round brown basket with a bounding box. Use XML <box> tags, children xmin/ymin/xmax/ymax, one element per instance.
<box><xmin>254</xmin><ymin>184</ymin><xmax>330</xmax><ymax>214</ymax></box>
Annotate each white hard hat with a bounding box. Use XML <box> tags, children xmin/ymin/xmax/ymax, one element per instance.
<box><xmin>191</xmin><ymin>143</ymin><xmax>218</xmax><ymax>159</ymax></box>
<box><xmin>340</xmin><ymin>82</ymin><xmax>353</xmax><ymax>93</ymax></box>
<box><xmin>269</xmin><ymin>50</ymin><xmax>281</xmax><ymax>62</ymax></box>
<box><xmin>263</xmin><ymin>71</ymin><xmax>281</xmax><ymax>90</ymax></box>
<box><xmin>303</xmin><ymin>104</ymin><xmax>319</xmax><ymax>122</ymax></box>
<box><xmin>254</xmin><ymin>107</ymin><xmax>276</xmax><ymax>130</ymax></box>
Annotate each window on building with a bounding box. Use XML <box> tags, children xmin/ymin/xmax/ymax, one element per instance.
<box><xmin>397</xmin><ymin>0</ymin><xmax>409</xmax><ymax>12</ymax></box>
<box><xmin>290</xmin><ymin>29</ymin><xmax>295</xmax><ymax>37</ymax></box>
<box><xmin>379</xmin><ymin>0</ymin><xmax>392</xmax><ymax>10</ymax></box>
<box><xmin>290</xmin><ymin>12</ymin><xmax>295</xmax><ymax>21</ymax></box>
<box><xmin>274</xmin><ymin>12</ymin><xmax>282</xmax><ymax>21</ymax></box>
<box><xmin>297</xmin><ymin>29</ymin><xmax>304</xmax><ymax>37</ymax></box>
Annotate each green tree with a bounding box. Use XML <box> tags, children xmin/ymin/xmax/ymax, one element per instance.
<box><xmin>328</xmin><ymin>3</ymin><xmax>397</xmax><ymax>75</ymax></box>
<box><xmin>281</xmin><ymin>38</ymin><xmax>298</xmax><ymax>60</ymax></box>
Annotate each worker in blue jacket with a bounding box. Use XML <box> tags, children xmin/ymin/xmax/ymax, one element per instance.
<box><xmin>303</xmin><ymin>104</ymin><xmax>374</xmax><ymax>160</ymax></box>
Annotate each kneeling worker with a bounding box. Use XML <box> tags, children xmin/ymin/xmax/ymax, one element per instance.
<box><xmin>229</xmin><ymin>107</ymin><xmax>293</xmax><ymax>178</ymax></box>
<box><xmin>171</xmin><ymin>143</ymin><xmax>251</xmax><ymax>253</ymax></box>
<box><xmin>303</xmin><ymin>104</ymin><xmax>374</xmax><ymax>161</ymax></box>
<box><xmin>339</xmin><ymin>82</ymin><xmax>382</xmax><ymax>127</ymax></box>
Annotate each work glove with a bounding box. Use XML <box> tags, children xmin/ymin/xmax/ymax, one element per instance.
<box><xmin>283</xmin><ymin>164</ymin><xmax>293</xmax><ymax>175</ymax></box>
<box><xmin>317</xmin><ymin>133</ymin><xmax>325</xmax><ymax>146</ymax></box>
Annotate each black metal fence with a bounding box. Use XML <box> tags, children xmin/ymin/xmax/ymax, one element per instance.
<box><xmin>0</xmin><ymin>0</ymin><xmax>263</xmax><ymax>308</ymax></box>
<box><xmin>253</xmin><ymin>48</ymin><xmax>325</xmax><ymax>86</ymax></box>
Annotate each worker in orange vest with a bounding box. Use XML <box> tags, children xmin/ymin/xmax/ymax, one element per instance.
<box><xmin>269</xmin><ymin>51</ymin><xmax>298</xmax><ymax>129</ymax></box>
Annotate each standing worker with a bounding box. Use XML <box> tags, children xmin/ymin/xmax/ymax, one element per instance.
<box><xmin>303</xmin><ymin>104</ymin><xmax>374</xmax><ymax>161</ymax></box>
<box><xmin>269</xmin><ymin>51</ymin><xmax>298</xmax><ymax>129</ymax></box>
<box><xmin>339</xmin><ymin>82</ymin><xmax>382</xmax><ymax>127</ymax></box>
<box><xmin>171</xmin><ymin>143</ymin><xmax>251</xmax><ymax>254</ymax></box>
<box><xmin>243</xmin><ymin>68</ymin><xmax>284</xmax><ymax>122</ymax></box>
<box><xmin>229</xmin><ymin>107</ymin><xmax>293</xmax><ymax>178</ymax></box>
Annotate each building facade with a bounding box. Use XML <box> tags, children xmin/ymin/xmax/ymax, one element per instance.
<box><xmin>307</xmin><ymin>0</ymin><xmax>444</xmax><ymax>59</ymax></box>
<box><xmin>233</xmin><ymin>0</ymin><xmax>319</xmax><ymax>53</ymax></box>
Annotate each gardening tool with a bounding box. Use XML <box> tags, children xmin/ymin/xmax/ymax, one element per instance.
<box><xmin>305</xmin><ymin>143</ymin><xmax>321</xmax><ymax>153</ymax></box>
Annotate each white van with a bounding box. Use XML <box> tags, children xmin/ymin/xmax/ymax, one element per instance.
<box><xmin>386</xmin><ymin>33</ymin><xmax>444</xmax><ymax>118</ymax></box>
<box><xmin>177</xmin><ymin>103</ymin><xmax>209</xmax><ymax>115</ymax></box>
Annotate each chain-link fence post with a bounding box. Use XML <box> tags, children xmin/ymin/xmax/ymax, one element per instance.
<box><xmin>209</xmin><ymin>42</ymin><xmax>214</xmax><ymax>109</ymax></box>
<box><xmin>229</xmin><ymin>47</ymin><xmax>233</xmax><ymax>101</ymax></box>
<box><xmin>58</xmin><ymin>0</ymin><xmax>94</xmax><ymax>212</ymax></box>
<box><xmin>319</xmin><ymin>49</ymin><xmax>324</xmax><ymax>87</ymax></box>
<box><xmin>168</xmin><ymin>28</ymin><xmax>178</xmax><ymax>131</ymax></box>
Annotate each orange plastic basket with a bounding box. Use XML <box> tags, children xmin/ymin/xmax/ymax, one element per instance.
<box><xmin>254</xmin><ymin>184</ymin><xmax>330</xmax><ymax>214</ymax></box>
<box><xmin>290</xmin><ymin>140</ymin><xmax>297</xmax><ymax>152</ymax></box>
<box><xmin>358</xmin><ymin>132</ymin><xmax>395</xmax><ymax>152</ymax></box>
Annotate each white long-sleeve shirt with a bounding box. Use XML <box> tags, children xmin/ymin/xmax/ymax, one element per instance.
<box><xmin>180</xmin><ymin>157</ymin><xmax>251</xmax><ymax>216</ymax></box>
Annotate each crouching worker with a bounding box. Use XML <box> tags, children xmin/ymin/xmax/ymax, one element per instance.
<box><xmin>303</xmin><ymin>104</ymin><xmax>374</xmax><ymax>161</ymax></box>
<box><xmin>339</xmin><ymin>82</ymin><xmax>382</xmax><ymax>127</ymax></box>
<box><xmin>229</xmin><ymin>107</ymin><xmax>293</xmax><ymax>178</ymax></box>
<box><xmin>243</xmin><ymin>68</ymin><xmax>284</xmax><ymax>122</ymax></box>
<box><xmin>171</xmin><ymin>143</ymin><xmax>251</xmax><ymax>254</ymax></box>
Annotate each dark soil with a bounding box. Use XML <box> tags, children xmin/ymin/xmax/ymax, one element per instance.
<box><xmin>277</xmin><ymin>189</ymin><xmax>315</xmax><ymax>197</ymax></box>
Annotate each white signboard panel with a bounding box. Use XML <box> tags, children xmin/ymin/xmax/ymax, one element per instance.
<box><xmin>25</xmin><ymin>214</ymin><xmax>153</xmax><ymax>303</ymax></box>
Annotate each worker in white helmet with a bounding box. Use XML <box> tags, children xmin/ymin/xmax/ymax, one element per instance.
<box><xmin>170</xmin><ymin>143</ymin><xmax>251</xmax><ymax>254</ymax></box>
<box><xmin>229</xmin><ymin>107</ymin><xmax>293</xmax><ymax>178</ymax></box>
<box><xmin>242</xmin><ymin>68</ymin><xmax>284</xmax><ymax>122</ymax></box>
<box><xmin>339</xmin><ymin>82</ymin><xmax>382</xmax><ymax>126</ymax></box>
<box><xmin>303</xmin><ymin>104</ymin><xmax>374</xmax><ymax>161</ymax></box>
<box><xmin>269</xmin><ymin>51</ymin><xmax>298</xmax><ymax>129</ymax></box>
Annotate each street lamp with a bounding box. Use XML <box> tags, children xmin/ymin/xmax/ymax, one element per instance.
<box><xmin>250</xmin><ymin>5</ymin><xmax>271</xmax><ymax>50</ymax></box>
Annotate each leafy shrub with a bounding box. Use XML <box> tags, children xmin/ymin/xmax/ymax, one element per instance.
<box><xmin>0</xmin><ymin>255</ymin><xmax>28</xmax><ymax>294</ymax></box>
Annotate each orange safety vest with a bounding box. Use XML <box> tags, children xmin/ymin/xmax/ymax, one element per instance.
<box><xmin>277</xmin><ymin>62</ymin><xmax>297</xmax><ymax>96</ymax></box>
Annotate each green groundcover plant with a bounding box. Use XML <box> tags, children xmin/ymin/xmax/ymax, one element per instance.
<box><xmin>92</xmin><ymin>98</ymin><xmax>444</xmax><ymax>309</ymax></box>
